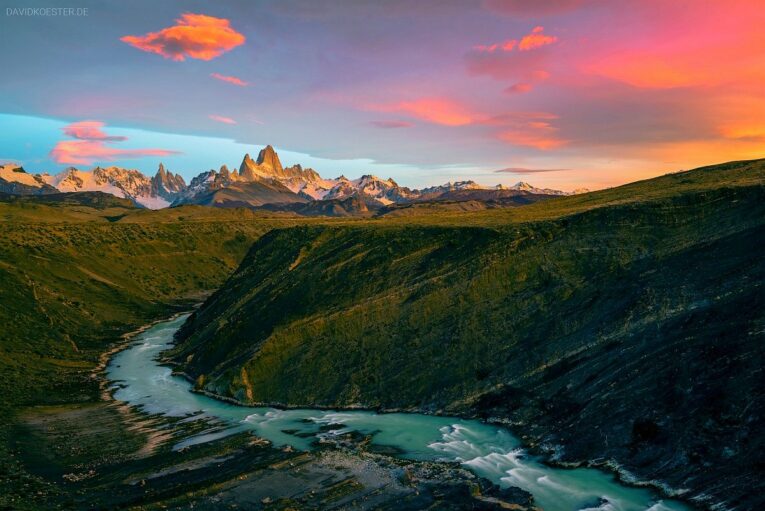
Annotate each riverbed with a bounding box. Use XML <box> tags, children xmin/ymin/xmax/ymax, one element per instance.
<box><xmin>108</xmin><ymin>315</ymin><xmax>693</xmax><ymax>511</ymax></box>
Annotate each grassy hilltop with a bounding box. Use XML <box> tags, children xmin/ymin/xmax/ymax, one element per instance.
<box><xmin>171</xmin><ymin>159</ymin><xmax>765</xmax><ymax>509</ymax></box>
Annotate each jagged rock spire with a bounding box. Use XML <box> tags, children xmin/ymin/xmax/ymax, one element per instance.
<box><xmin>256</xmin><ymin>145</ymin><xmax>283</xmax><ymax>174</ymax></box>
<box><xmin>239</xmin><ymin>145</ymin><xmax>285</xmax><ymax>181</ymax></box>
<box><xmin>239</xmin><ymin>153</ymin><xmax>257</xmax><ymax>181</ymax></box>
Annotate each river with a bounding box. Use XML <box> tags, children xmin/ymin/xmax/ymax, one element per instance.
<box><xmin>107</xmin><ymin>314</ymin><xmax>693</xmax><ymax>511</ymax></box>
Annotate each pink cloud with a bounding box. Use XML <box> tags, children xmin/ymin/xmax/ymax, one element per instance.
<box><xmin>498</xmin><ymin>130</ymin><xmax>567</xmax><ymax>150</ymax></box>
<box><xmin>366</xmin><ymin>98</ymin><xmax>478</xmax><ymax>126</ymax></box>
<box><xmin>210</xmin><ymin>73</ymin><xmax>249</xmax><ymax>86</ymax></box>
<box><xmin>50</xmin><ymin>141</ymin><xmax>178</xmax><ymax>165</ymax></box>
<box><xmin>370</xmin><ymin>120</ymin><xmax>414</xmax><ymax>129</ymax></box>
<box><xmin>63</xmin><ymin>120</ymin><xmax>127</xmax><ymax>141</ymax></box>
<box><xmin>362</xmin><ymin>93</ymin><xmax>567</xmax><ymax>148</ymax></box>
<box><xmin>50</xmin><ymin>121</ymin><xmax>179</xmax><ymax>165</ymax></box>
<box><xmin>209</xmin><ymin>114</ymin><xmax>236</xmax><ymax>124</ymax></box>
<box><xmin>582</xmin><ymin>3</ymin><xmax>765</xmax><ymax>90</ymax></box>
<box><xmin>365</xmin><ymin>95</ymin><xmax>567</xmax><ymax>149</ymax></box>
<box><xmin>519</xmin><ymin>26</ymin><xmax>558</xmax><ymax>51</ymax></box>
<box><xmin>476</xmin><ymin>111</ymin><xmax>560</xmax><ymax>127</ymax></box>
<box><xmin>586</xmin><ymin>46</ymin><xmax>761</xmax><ymax>90</ymax></box>
<box><xmin>121</xmin><ymin>13</ymin><xmax>245</xmax><ymax>61</ymax></box>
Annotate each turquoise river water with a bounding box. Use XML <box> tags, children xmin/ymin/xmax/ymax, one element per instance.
<box><xmin>107</xmin><ymin>315</ymin><xmax>693</xmax><ymax>511</ymax></box>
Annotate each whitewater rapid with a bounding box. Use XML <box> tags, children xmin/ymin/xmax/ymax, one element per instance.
<box><xmin>107</xmin><ymin>315</ymin><xmax>693</xmax><ymax>511</ymax></box>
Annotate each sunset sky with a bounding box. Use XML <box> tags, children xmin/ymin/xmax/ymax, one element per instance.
<box><xmin>1</xmin><ymin>0</ymin><xmax>763</xmax><ymax>190</ymax></box>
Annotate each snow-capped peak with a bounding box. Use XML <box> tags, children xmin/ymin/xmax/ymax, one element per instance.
<box><xmin>41</xmin><ymin>166</ymin><xmax>173</xmax><ymax>209</ymax></box>
<box><xmin>0</xmin><ymin>163</ymin><xmax>48</xmax><ymax>188</ymax></box>
<box><xmin>3</xmin><ymin>144</ymin><xmax>588</xmax><ymax>210</ymax></box>
<box><xmin>420</xmin><ymin>180</ymin><xmax>482</xmax><ymax>194</ymax></box>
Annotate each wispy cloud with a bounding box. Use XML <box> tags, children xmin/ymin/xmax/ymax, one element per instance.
<box><xmin>209</xmin><ymin>114</ymin><xmax>236</xmax><ymax>124</ymax></box>
<box><xmin>210</xmin><ymin>73</ymin><xmax>249</xmax><ymax>86</ymax></box>
<box><xmin>365</xmin><ymin>98</ymin><xmax>477</xmax><ymax>126</ymax></box>
<box><xmin>50</xmin><ymin>121</ymin><xmax>178</xmax><ymax>165</ymax></box>
<box><xmin>363</xmin><ymin>95</ymin><xmax>567</xmax><ymax>150</ymax></box>
<box><xmin>495</xmin><ymin>167</ymin><xmax>570</xmax><ymax>174</ymax></box>
<box><xmin>63</xmin><ymin>120</ymin><xmax>127</xmax><ymax>141</ymax></box>
<box><xmin>473</xmin><ymin>40</ymin><xmax>517</xmax><ymax>53</ymax></box>
<box><xmin>121</xmin><ymin>13</ymin><xmax>245</xmax><ymax>61</ymax></box>
<box><xmin>497</xmin><ymin>118</ymin><xmax>568</xmax><ymax>150</ymax></box>
<box><xmin>369</xmin><ymin>120</ymin><xmax>414</xmax><ymax>129</ymax></box>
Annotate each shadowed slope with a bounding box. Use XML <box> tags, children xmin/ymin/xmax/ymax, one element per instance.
<box><xmin>171</xmin><ymin>159</ymin><xmax>765</xmax><ymax>509</ymax></box>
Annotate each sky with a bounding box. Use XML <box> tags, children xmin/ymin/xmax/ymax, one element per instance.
<box><xmin>1</xmin><ymin>0</ymin><xmax>764</xmax><ymax>191</ymax></box>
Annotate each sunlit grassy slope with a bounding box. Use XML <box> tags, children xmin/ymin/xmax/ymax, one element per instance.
<box><xmin>171</xmin><ymin>158</ymin><xmax>765</xmax><ymax>508</ymax></box>
<box><xmin>0</xmin><ymin>200</ymin><xmax>351</xmax><ymax>411</ymax></box>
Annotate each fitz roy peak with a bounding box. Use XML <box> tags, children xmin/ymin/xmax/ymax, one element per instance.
<box><xmin>0</xmin><ymin>146</ymin><xmax>587</xmax><ymax>212</ymax></box>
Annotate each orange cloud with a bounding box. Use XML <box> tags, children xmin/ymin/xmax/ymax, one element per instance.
<box><xmin>63</xmin><ymin>120</ymin><xmax>127</xmax><ymax>141</ymax></box>
<box><xmin>209</xmin><ymin>114</ymin><xmax>236</xmax><ymax>124</ymax></box>
<box><xmin>474</xmin><ymin>26</ymin><xmax>557</xmax><ymax>54</ymax></box>
<box><xmin>716</xmin><ymin>98</ymin><xmax>765</xmax><ymax>141</ymax></box>
<box><xmin>624</xmin><ymin>138</ymin><xmax>765</xmax><ymax>177</ymax></box>
<box><xmin>121</xmin><ymin>13</ymin><xmax>245</xmax><ymax>61</ymax></box>
<box><xmin>719</xmin><ymin>124</ymin><xmax>765</xmax><ymax>141</ymax></box>
<box><xmin>50</xmin><ymin>121</ymin><xmax>178</xmax><ymax>165</ymax></box>
<box><xmin>367</xmin><ymin>98</ymin><xmax>478</xmax><ymax>126</ymax></box>
<box><xmin>518</xmin><ymin>26</ymin><xmax>558</xmax><ymax>50</ymax></box>
<box><xmin>210</xmin><ymin>73</ymin><xmax>249</xmax><ymax>86</ymax></box>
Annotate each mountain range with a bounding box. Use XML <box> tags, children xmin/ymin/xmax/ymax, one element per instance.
<box><xmin>0</xmin><ymin>146</ymin><xmax>586</xmax><ymax>214</ymax></box>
